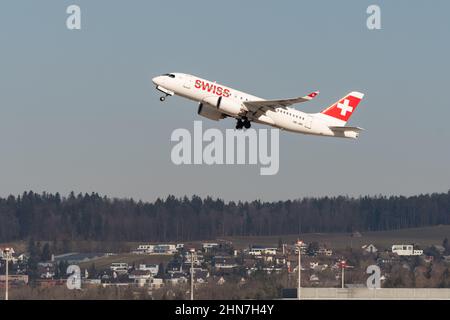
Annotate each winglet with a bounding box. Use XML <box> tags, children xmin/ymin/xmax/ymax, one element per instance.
<box><xmin>305</xmin><ymin>91</ymin><xmax>319</xmax><ymax>100</ymax></box>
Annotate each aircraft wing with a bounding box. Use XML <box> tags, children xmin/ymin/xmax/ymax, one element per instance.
<box><xmin>244</xmin><ymin>91</ymin><xmax>319</xmax><ymax>111</ymax></box>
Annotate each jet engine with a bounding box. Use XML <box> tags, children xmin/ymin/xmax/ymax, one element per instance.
<box><xmin>197</xmin><ymin>103</ymin><xmax>226</xmax><ymax>121</ymax></box>
<box><xmin>202</xmin><ymin>96</ymin><xmax>243</xmax><ymax>117</ymax></box>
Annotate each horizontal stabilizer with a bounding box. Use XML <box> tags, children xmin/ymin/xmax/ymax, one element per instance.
<box><xmin>328</xmin><ymin>126</ymin><xmax>364</xmax><ymax>132</ymax></box>
<box><xmin>328</xmin><ymin>126</ymin><xmax>364</xmax><ymax>139</ymax></box>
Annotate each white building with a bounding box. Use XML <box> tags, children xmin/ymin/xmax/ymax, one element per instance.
<box><xmin>392</xmin><ymin>244</ymin><xmax>423</xmax><ymax>256</ymax></box>
<box><xmin>138</xmin><ymin>264</ymin><xmax>159</xmax><ymax>276</ymax></box>
<box><xmin>133</xmin><ymin>244</ymin><xmax>154</xmax><ymax>254</ymax></box>
<box><xmin>202</xmin><ymin>243</ymin><xmax>219</xmax><ymax>252</ymax></box>
<box><xmin>153</xmin><ymin>244</ymin><xmax>177</xmax><ymax>254</ymax></box>
<box><xmin>248</xmin><ymin>246</ymin><xmax>277</xmax><ymax>256</ymax></box>
<box><xmin>310</xmin><ymin>274</ymin><xmax>319</xmax><ymax>282</ymax></box>
<box><xmin>0</xmin><ymin>247</ymin><xmax>16</xmax><ymax>263</ymax></box>
<box><xmin>214</xmin><ymin>256</ymin><xmax>238</xmax><ymax>270</ymax></box>
<box><xmin>293</xmin><ymin>243</ymin><xmax>308</xmax><ymax>254</ymax></box>
<box><xmin>110</xmin><ymin>262</ymin><xmax>129</xmax><ymax>274</ymax></box>
<box><xmin>151</xmin><ymin>278</ymin><xmax>164</xmax><ymax>289</ymax></box>
<box><xmin>129</xmin><ymin>270</ymin><xmax>153</xmax><ymax>287</ymax></box>
<box><xmin>318</xmin><ymin>248</ymin><xmax>333</xmax><ymax>256</ymax></box>
<box><xmin>184</xmin><ymin>251</ymin><xmax>204</xmax><ymax>266</ymax></box>
<box><xmin>165</xmin><ymin>274</ymin><xmax>188</xmax><ymax>285</ymax></box>
<box><xmin>133</xmin><ymin>244</ymin><xmax>177</xmax><ymax>255</ymax></box>
<box><xmin>362</xmin><ymin>244</ymin><xmax>378</xmax><ymax>254</ymax></box>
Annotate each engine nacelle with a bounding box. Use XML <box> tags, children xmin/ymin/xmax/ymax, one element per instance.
<box><xmin>197</xmin><ymin>103</ymin><xmax>226</xmax><ymax>121</ymax></box>
<box><xmin>202</xmin><ymin>96</ymin><xmax>243</xmax><ymax>117</ymax></box>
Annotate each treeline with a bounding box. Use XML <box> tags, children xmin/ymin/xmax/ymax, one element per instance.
<box><xmin>0</xmin><ymin>191</ymin><xmax>450</xmax><ymax>243</ymax></box>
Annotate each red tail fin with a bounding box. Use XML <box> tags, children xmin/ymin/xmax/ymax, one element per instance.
<box><xmin>321</xmin><ymin>91</ymin><xmax>364</xmax><ymax>123</ymax></box>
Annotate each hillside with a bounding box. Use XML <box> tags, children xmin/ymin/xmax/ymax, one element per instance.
<box><xmin>226</xmin><ymin>225</ymin><xmax>450</xmax><ymax>250</ymax></box>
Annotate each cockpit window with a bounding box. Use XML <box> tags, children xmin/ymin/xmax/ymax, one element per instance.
<box><xmin>162</xmin><ymin>73</ymin><xmax>176</xmax><ymax>78</ymax></box>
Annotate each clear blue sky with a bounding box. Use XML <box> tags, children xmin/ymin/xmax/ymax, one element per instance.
<box><xmin>0</xmin><ymin>0</ymin><xmax>449</xmax><ymax>201</ymax></box>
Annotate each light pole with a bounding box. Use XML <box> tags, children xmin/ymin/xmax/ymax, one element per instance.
<box><xmin>340</xmin><ymin>260</ymin><xmax>347</xmax><ymax>289</ymax></box>
<box><xmin>190</xmin><ymin>248</ymin><xmax>195</xmax><ymax>300</ymax></box>
<box><xmin>3</xmin><ymin>248</ymin><xmax>12</xmax><ymax>301</ymax></box>
<box><xmin>297</xmin><ymin>240</ymin><xmax>303</xmax><ymax>300</ymax></box>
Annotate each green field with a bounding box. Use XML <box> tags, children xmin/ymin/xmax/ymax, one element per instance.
<box><xmin>77</xmin><ymin>254</ymin><xmax>173</xmax><ymax>270</ymax></box>
<box><xmin>224</xmin><ymin>225</ymin><xmax>450</xmax><ymax>250</ymax></box>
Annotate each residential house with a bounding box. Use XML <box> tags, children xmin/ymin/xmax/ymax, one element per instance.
<box><xmin>214</xmin><ymin>256</ymin><xmax>238</xmax><ymax>270</ymax></box>
<box><xmin>166</xmin><ymin>260</ymin><xmax>183</xmax><ymax>274</ymax></box>
<box><xmin>151</xmin><ymin>278</ymin><xmax>164</xmax><ymax>289</ymax></box>
<box><xmin>202</xmin><ymin>243</ymin><xmax>219</xmax><ymax>252</ymax></box>
<box><xmin>292</xmin><ymin>242</ymin><xmax>308</xmax><ymax>255</ymax></box>
<box><xmin>165</xmin><ymin>272</ymin><xmax>188</xmax><ymax>285</ymax></box>
<box><xmin>138</xmin><ymin>264</ymin><xmax>159</xmax><ymax>276</ymax></box>
<box><xmin>0</xmin><ymin>248</ymin><xmax>18</xmax><ymax>264</ymax></box>
<box><xmin>310</xmin><ymin>274</ymin><xmax>319</xmax><ymax>282</ymax></box>
<box><xmin>129</xmin><ymin>270</ymin><xmax>153</xmax><ymax>287</ymax></box>
<box><xmin>262</xmin><ymin>266</ymin><xmax>283</xmax><ymax>274</ymax></box>
<box><xmin>248</xmin><ymin>246</ymin><xmax>277</xmax><ymax>256</ymax></box>
<box><xmin>274</xmin><ymin>255</ymin><xmax>287</xmax><ymax>265</ymax></box>
<box><xmin>133</xmin><ymin>244</ymin><xmax>154</xmax><ymax>254</ymax></box>
<box><xmin>392</xmin><ymin>244</ymin><xmax>423</xmax><ymax>256</ymax></box>
<box><xmin>153</xmin><ymin>244</ymin><xmax>177</xmax><ymax>255</ymax></box>
<box><xmin>362</xmin><ymin>244</ymin><xmax>378</xmax><ymax>254</ymax></box>
<box><xmin>38</xmin><ymin>262</ymin><xmax>56</xmax><ymax>279</ymax></box>
<box><xmin>110</xmin><ymin>262</ymin><xmax>129</xmax><ymax>274</ymax></box>
<box><xmin>194</xmin><ymin>270</ymin><xmax>210</xmax><ymax>284</ymax></box>
<box><xmin>184</xmin><ymin>251</ymin><xmax>204</xmax><ymax>266</ymax></box>
<box><xmin>318</xmin><ymin>248</ymin><xmax>333</xmax><ymax>256</ymax></box>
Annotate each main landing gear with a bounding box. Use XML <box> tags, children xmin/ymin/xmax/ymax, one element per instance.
<box><xmin>236</xmin><ymin>118</ymin><xmax>251</xmax><ymax>130</ymax></box>
<box><xmin>160</xmin><ymin>95</ymin><xmax>168</xmax><ymax>102</ymax></box>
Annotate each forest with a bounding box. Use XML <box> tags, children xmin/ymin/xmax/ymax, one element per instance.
<box><xmin>0</xmin><ymin>190</ymin><xmax>450</xmax><ymax>242</ymax></box>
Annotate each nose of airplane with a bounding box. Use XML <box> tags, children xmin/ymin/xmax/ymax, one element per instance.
<box><xmin>152</xmin><ymin>76</ymin><xmax>161</xmax><ymax>86</ymax></box>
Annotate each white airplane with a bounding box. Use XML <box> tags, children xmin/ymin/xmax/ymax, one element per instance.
<box><xmin>152</xmin><ymin>73</ymin><xmax>365</xmax><ymax>139</ymax></box>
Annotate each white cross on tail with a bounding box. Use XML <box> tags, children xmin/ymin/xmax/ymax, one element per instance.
<box><xmin>337</xmin><ymin>99</ymin><xmax>353</xmax><ymax>116</ymax></box>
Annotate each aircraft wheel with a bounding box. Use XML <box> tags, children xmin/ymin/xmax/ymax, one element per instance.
<box><xmin>244</xmin><ymin>121</ymin><xmax>251</xmax><ymax>129</ymax></box>
<box><xmin>160</xmin><ymin>96</ymin><xmax>166</xmax><ymax>102</ymax></box>
<box><xmin>236</xmin><ymin>119</ymin><xmax>244</xmax><ymax>130</ymax></box>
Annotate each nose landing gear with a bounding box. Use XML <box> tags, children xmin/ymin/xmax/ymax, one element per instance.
<box><xmin>160</xmin><ymin>95</ymin><xmax>168</xmax><ymax>102</ymax></box>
